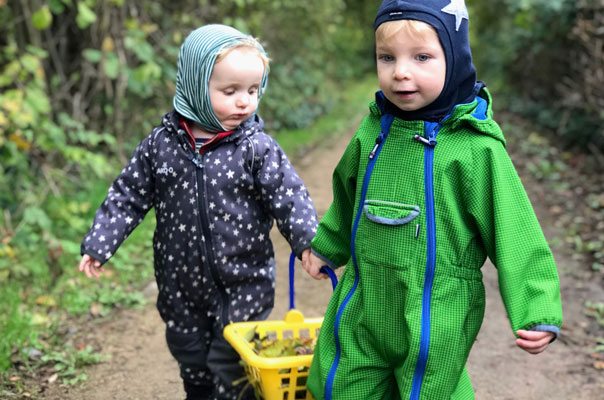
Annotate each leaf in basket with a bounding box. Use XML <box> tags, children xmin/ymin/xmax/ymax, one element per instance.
<box><xmin>259</xmin><ymin>340</ymin><xmax>287</xmax><ymax>357</ymax></box>
<box><xmin>253</xmin><ymin>338</ymin><xmax>265</xmax><ymax>352</ymax></box>
<box><xmin>243</xmin><ymin>325</ymin><xmax>257</xmax><ymax>342</ymax></box>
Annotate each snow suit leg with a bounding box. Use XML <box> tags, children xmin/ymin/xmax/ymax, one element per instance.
<box><xmin>166</xmin><ymin>310</ymin><xmax>271</xmax><ymax>400</ymax></box>
<box><xmin>307</xmin><ymin>259</ymin><xmax>485</xmax><ymax>400</ymax></box>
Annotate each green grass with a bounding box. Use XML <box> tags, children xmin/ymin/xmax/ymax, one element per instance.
<box><xmin>274</xmin><ymin>74</ymin><xmax>378</xmax><ymax>156</ymax></box>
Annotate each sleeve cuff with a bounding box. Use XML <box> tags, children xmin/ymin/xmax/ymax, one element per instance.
<box><xmin>529</xmin><ymin>324</ymin><xmax>560</xmax><ymax>343</ymax></box>
<box><xmin>311</xmin><ymin>248</ymin><xmax>340</xmax><ymax>270</ymax></box>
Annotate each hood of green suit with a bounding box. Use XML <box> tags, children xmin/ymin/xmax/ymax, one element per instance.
<box><xmin>370</xmin><ymin>86</ymin><xmax>505</xmax><ymax>146</ymax></box>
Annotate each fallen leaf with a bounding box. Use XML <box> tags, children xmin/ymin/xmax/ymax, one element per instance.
<box><xmin>35</xmin><ymin>295</ymin><xmax>56</xmax><ymax>307</ymax></box>
<box><xmin>48</xmin><ymin>373</ymin><xmax>58</xmax><ymax>383</ymax></box>
<box><xmin>32</xmin><ymin>313</ymin><xmax>51</xmax><ymax>326</ymax></box>
<box><xmin>9</xmin><ymin>376</ymin><xmax>20</xmax><ymax>382</ymax></box>
<box><xmin>549</xmin><ymin>205</ymin><xmax>563</xmax><ymax>215</ymax></box>
<box><xmin>90</xmin><ymin>302</ymin><xmax>102</xmax><ymax>316</ymax></box>
<box><xmin>593</xmin><ymin>361</ymin><xmax>604</xmax><ymax>370</ymax></box>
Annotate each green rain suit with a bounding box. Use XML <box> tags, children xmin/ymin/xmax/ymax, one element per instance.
<box><xmin>306</xmin><ymin>88</ymin><xmax>563</xmax><ymax>399</ymax></box>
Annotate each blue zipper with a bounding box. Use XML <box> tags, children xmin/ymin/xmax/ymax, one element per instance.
<box><xmin>409</xmin><ymin>121</ymin><xmax>440</xmax><ymax>400</ymax></box>
<box><xmin>324</xmin><ymin>114</ymin><xmax>394</xmax><ymax>400</ymax></box>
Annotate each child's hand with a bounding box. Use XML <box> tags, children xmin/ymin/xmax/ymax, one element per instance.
<box><xmin>515</xmin><ymin>330</ymin><xmax>555</xmax><ymax>354</ymax></box>
<box><xmin>302</xmin><ymin>250</ymin><xmax>328</xmax><ymax>280</ymax></box>
<box><xmin>78</xmin><ymin>254</ymin><xmax>104</xmax><ymax>279</ymax></box>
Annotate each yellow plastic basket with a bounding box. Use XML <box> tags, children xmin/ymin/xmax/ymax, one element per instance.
<box><xmin>223</xmin><ymin>309</ymin><xmax>323</xmax><ymax>400</ymax></box>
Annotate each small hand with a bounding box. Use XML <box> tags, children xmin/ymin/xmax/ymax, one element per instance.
<box><xmin>78</xmin><ymin>254</ymin><xmax>105</xmax><ymax>279</ymax></box>
<box><xmin>515</xmin><ymin>330</ymin><xmax>555</xmax><ymax>354</ymax></box>
<box><xmin>302</xmin><ymin>250</ymin><xmax>328</xmax><ymax>280</ymax></box>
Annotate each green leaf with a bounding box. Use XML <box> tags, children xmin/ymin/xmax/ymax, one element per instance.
<box><xmin>132</xmin><ymin>62</ymin><xmax>161</xmax><ymax>82</ymax></box>
<box><xmin>22</xmin><ymin>207</ymin><xmax>52</xmax><ymax>232</ymax></box>
<box><xmin>20</xmin><ymin>54</ymin><xmax>40</xmax><ymax>74</ymax></box>
<box><xmin>49</xmin><ymin>0</ymin><xmax>66</xmax><ymax>14</ymax></box>
<box><xmin>0</xmin><ymin>61</ymin><xmax>21</xmax><ymax>88</ymax></box>
<box><xmin>82</xmin><ymin>49</ymin><xmax>102</xmax><ymax>63</ymax></box>
<box><xmin>25</xmin><ymin>45</ymin><xmax>48</xmax><ymax>59</ymax></box>
<box><xmin>124</xmin><ymin>38</ymin><xmax>154</xmax><ymax>62</ymax></box>
<box><xmin>25</xmin><ymin>87</ymin><xmax>51</xmax><ymax>114</ymax></box>
<box><xmin>76</xmin><ymin>2</ymin><xmax>97</xmax><ymax>29</ymax></box>
<box><xmin>102</xmin><ymin>53</ymin><xmax>120</xmax><ymax>79</ymax></box>
<box><xmin>32</xmin><ymin>6</ymin><xmax>53</xmax><ymax>30</ymax></box>
<box><xmin>59</xmin><ymin>239</ymin><xmax>81</xmax><ymax>256</ymax></box>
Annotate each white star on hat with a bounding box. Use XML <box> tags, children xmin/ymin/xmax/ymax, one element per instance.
<box><xmin>441</xmin><ymin>0</ymin><xmax>469</xmax><ymax>31</ymax></box>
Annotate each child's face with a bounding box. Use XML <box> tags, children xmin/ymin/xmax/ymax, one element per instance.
<box><xmin>209</xmin><ymin>48</ymin><xmax>265</xmax><ymax>131</ymax></box>
<box><xmin>376</xmin><ymin>22</ymin><xmax>446</xmax><ymax>112</ymax></box>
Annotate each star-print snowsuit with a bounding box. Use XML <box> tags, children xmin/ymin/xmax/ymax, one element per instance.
<box><xmin>81</xmin><ymin>110</ymin><xmax>317</xmax><ymax>398</ymax></box>
<box><xmin>306</xmin><ymin>88</ymin><xmax>563</xmax><ymax>400</ymax></box>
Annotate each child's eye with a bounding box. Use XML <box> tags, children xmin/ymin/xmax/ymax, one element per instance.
<box><xmin>249</xmin><ymin>87</ymin><xmax>259</xmax><ymax>95</ymax></box>
<box><xmin>416</xmin><ymin>54</ymin><xmax>430</xmax><ymax>62</ymax></box>
<box><xmin>223</xmin><ymin>89</ymin><xmax>235</xmax><ymax>95</ymax></box>
<box><xmin>379</xmin><ymin>55</ymin><xmax>394</xmax><ymax>62</ymax></box>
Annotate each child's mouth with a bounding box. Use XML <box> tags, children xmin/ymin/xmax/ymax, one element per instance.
<box><xmin>396</xmin><ymin>90</ymin><xmax>416</xmax><ymax>97</ymax></box>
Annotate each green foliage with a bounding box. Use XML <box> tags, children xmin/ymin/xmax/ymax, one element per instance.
<box><xmin>218</xmin><ymin>0</ymin><xmax>376</xmax><ymax>131</ymax></box>
<box><xmin>41</xmin><ymin>345</ymin><xmax>108</xmax><ymax>385</ymax></box>
<box><xmin>0</xmin><ymin>285</ymin><xmax>36</xmax><ymax>371</ymax></box>
<box><xmin>586</xmin><ymin>301</ymin><xmax>604</xmax><ymax>328</ymax></box>
<box><xmin>274</xmin><ymin>75</ymin><xmax>377</xmax><ymax>156</ymax></box>
<box><xmin>468</xmin><ymin>0</ymin><xmax>604</xmax><ymax>151</ymax></box>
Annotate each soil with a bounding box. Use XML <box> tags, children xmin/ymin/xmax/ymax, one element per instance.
<box><xmin>41</xmin><ymin>129</ymin><xmax>604</xmax><ymax>400</ymax></box>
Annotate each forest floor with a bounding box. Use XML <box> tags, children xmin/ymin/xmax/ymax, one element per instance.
<box><xmin>37</xmin><ymin>115</ymin><xmax>604</xmax><ymax>400</ymax></box>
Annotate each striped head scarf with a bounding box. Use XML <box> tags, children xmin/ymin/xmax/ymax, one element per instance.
<box><xmin>173</xmin><ymin>24</ymin><xmax>269</xmax><ymax>133</ymax></box>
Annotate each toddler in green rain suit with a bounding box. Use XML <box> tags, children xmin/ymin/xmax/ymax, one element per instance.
<box><xmin>302</xmin><ymin>0</ymin><xmax>563</xmax><ymax>399</ymax></box>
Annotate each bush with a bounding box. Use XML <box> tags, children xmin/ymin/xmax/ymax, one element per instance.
<box><xmin>469</xmin><ymin>0</ymin><xmax>603</xmax><ymax>152</ymax></box>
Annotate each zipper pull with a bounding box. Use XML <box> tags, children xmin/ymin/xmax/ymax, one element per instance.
<box><xmin>191</xmin><ymin>154</ymin><xmax>204</xmax><ymax>169</ymax></box>
<box><xmin>413</xmin><ymin>134</ymin><xmax>437</xmax><ymax>147</ymax></box>
<box><xmin>369</xmin><ymin>133</ymin><xmax>385</xmax><ymax>159</ymax></box>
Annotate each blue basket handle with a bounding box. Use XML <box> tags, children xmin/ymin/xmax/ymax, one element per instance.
<box><xmin>289</xmin><ymin>252</ymin><xmax>338</xmax><ymax>310</ymax></box>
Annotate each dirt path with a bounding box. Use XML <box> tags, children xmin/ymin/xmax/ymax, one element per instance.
<box><xmin>44</xmin><ymin>130</ymin><xmax>604</xmax><ymax>399</ymax></box>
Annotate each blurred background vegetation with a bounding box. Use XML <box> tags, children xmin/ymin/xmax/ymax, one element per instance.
<box><xmin>1</xmin><ymin>0</ymin><xmax>603</xmax><ymax>393</ymax></box>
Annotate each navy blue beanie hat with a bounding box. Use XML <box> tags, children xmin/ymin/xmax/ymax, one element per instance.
<box><xmin>374</xmin><ymin>0</ymin><xmax>481</xmax><ymax>121</ymax></box>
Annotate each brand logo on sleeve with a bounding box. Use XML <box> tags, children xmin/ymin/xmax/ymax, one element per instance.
<box><xmin>157</xmin><ymin>167</ymin><xmax>174</xmax><ymax>175</ymax></box>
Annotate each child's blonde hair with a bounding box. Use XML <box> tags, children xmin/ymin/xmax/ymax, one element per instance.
<box><xmin>375</xmin><ymin>19</ymin><xmax>437</xmax><ymax>43</ymax></box>
<box><xmin>216</xmin><ymin>37</ymin><xmax>270</xmax><ymax>71</ymax></box>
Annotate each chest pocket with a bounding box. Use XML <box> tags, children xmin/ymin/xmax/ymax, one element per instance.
<box><xmin>357</xmin><ymin>200</ymin><xmax>422</xmax><ymax>269</ymax></box>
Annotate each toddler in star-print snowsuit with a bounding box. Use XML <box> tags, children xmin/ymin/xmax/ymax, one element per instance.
<box><xmin>78</xmin><ymin>24</ymin><xmax>318</xmax><ymax>400</ymax></box>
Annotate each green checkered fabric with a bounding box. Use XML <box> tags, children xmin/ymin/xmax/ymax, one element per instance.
<box><xmin>307</xmin><ymin>88</ymin><xmax>562</xmax><ymax>399</ymax></box>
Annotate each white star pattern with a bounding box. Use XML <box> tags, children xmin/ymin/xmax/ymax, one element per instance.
<box><xmin>441</xmin><ymin>0</ymin><xmax>469</xmax><ymax>31</ymax></box>
<box><xmin>81</xmin><ymin>115</ymin><xmax>317</xmax><ymax>338</ymax></box>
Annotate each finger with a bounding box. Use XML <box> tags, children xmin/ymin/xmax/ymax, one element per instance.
<box><xmin>78</xmin><ymin>255</ymin><xmax>89</xmax><ymax>272</ymax></box>
<box><xmin>516</xmin><ymin>330</ymin><xmax>554</xmax><ymax>346</ymax></box>
<box><xmin>517</xmin><ymin>341</ymin><xmax>548</xmax><ymax>354</ymax></box>
<box><xmin>311</xmin><ymin>270</ymin><xmax>328</xmax><ymax>280</ymax></box>
<box><xmin>516</xmin><ymin>338</ymin><xmax>550</xmax><ymax>353</ymax></box>
<box><xmin>516</xmin><ymin>336</ymin><xmax>551</xmax><ymax>349</ymax></box>
<box><xmin>516</xmin><ymin>330</ymin><xmax>551</xmax><ymax>340</ymax></box>
<box><xmin>302</xmin><ymin>263</ymin><xmax>310</xmax><ymax>274</ymax></box>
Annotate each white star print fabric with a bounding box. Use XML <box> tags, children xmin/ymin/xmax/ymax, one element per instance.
<box><xmin>81</xmin><ymin>110</ymin><xmax>318</xmax><ymax>333</ymax></box>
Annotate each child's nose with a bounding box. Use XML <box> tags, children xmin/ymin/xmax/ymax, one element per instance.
<box><xmin>236</xmin><ymin>94</ymin><xmax>250</xmax><ymax>108</ymax></box>
<box><xmin>394</xmin><ymin>62</ymin><xmax>411</xmax><ymax>80</ymax></box>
